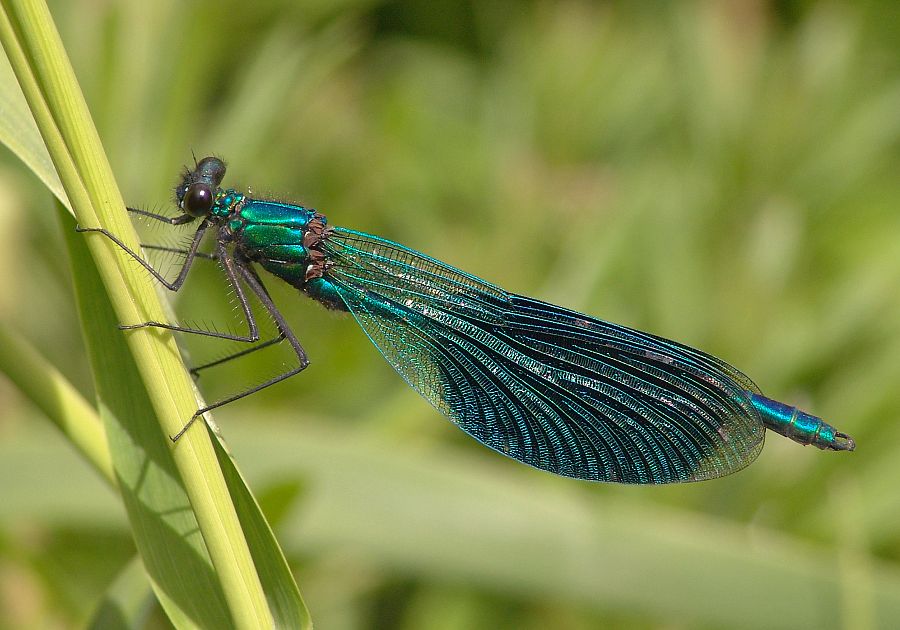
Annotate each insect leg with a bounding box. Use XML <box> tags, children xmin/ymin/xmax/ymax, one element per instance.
<box><xmin>140</xmin><ymin>244</ymin><xmax>218</xmax><ymax>261</ymax></box>
<box><xmin>76</xmin><ymin>220</ymin><xmax>209</xmax><ymax>291</ymax></box>
<box><xmin>121</xmin><ymin>240</ymin><xmax>264</xmax><ymax>343</ymax></box>
<box><xmin>172</xmin><ymin>260</ymin><xmax>309</xmax><ymax>441</ymax></box>
<box><xmin>188</xmin><ymin>262</ymin><xmax>294</xmax><ymax>376</ymax></box>
<box><xmin>127</xmin><ymin>207</ymin><xmax>195</xmax><ymax>225</ymax></box>
<box><xmin>189</xmin><ymin>332</ymin><xmax>287</xmax><ymax>378</ymax></box>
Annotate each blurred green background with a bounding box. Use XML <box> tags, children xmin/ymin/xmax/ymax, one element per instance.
<box><xmin>1</xmin><ymin>0</ymin><xmax>899</xmax><ymax>627</ymax></box>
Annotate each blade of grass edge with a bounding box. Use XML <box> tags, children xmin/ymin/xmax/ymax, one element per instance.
<box><xmin>0</xmin><ymin>321</ymin><xmax>113</xmax><ymax>482</ymax></box>
<box><xmin>0</xmin><ymin>5</ymin><xmax>263</xmax><ymax>626</ymax></box>
<box><xmin>0</xmin><ymin>1</ymin><xmax>272</xmax><ymax>626</ymax></box>
<box><xmin>0</xmin><ymin>37</ymin><xmax>64</xmax><ymax>205</ymax></box>
<box><xmin>86</xmin><ymin>557</ymin><xmax>158</xmax><ymax>630</ymax></box>
<box><xmin>0</xmin><ymin>1</ymin><xmax>307</xmax><ymax>627</ymax></box>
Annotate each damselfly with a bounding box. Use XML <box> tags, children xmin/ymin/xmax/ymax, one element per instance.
<box><xmin>79</xmin><ymin>156</ymin><xmax>855</xmax><ymax>484</ymax></box>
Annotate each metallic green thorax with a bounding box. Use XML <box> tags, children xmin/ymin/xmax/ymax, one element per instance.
<box><xmin>211</xmin><ymin>191</ymin><xmax>345</xmax><ymax>310</ymax></box>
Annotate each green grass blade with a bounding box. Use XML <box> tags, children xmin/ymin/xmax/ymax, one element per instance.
<box><xmin>61</xmin><ymin>204</ymin><xmax>231</xmax><ymax>627</ymax></box>
<box><xmin>86</xmin><ymin>557</ymin><xmax>157</xmax><ymax>630</ymax></box>
<box><xmin>0</xmin><ymin>37</ymin><xmax>64</xmax><ymax>205</ymax></box>
<box><xmin>0</xmin><ymin>0</ymin><xmax>268</xmax><ymax>623</ymax></box>
<box><xmin>0</xmin><ymin>1</ymin><xmax>309</xmax><ymax>627</ymax></box>
<box><xmin>0</xmin><ymin>318</ymin><xmax>113</xmax><ymax>483</ymax></box>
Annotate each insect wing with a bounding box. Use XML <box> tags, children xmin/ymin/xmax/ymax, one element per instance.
<box><xmin>322</xmin><ymin>228</ymin><xmax>765</xmax><ymax>483</ymax></box>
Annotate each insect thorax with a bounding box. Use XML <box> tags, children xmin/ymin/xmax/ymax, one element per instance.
<box><xmin>217</xmin><ymin>194</ymin><xmax>338</xmax><ymax>304</ymax></box>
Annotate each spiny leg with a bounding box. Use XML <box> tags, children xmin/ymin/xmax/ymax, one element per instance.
<box><xmin>140</xmin><ymin>244</ymin><xmax>218</xmax><ymax>261</ymax></box>
<box><xmin>190</xmin><ymin>332</ymin><xmax>287</xmax><ymax>378</ymax></box>
<box><xmin>83</xmin><ymin>219</ymin><xmax>285</xmax><ymax>369</ymax></box>
<box><xmin>173</xmin><ymin>260</ymin><xmax>309</xmax><ymax>441</ymax></box>
<box><xmin>81</xmin><ymin>215</ymin><xmax>310</xmax><ymax>440</ymax></box>
<box><xmin>76</xmin><ymin>218</ymin><xmax>208</xmax><ymax>291</ymax></box>
<box><xmin>190</xmin><ymin>262</ymin><xmax>290</xmax><ymax>376</ymax></box>
<box><xmin>138</xmin><ymin>243</ymin><xmax>285</xmax><ymax>377</ymax></box>
<box><xmin>127</xmin><ymin>206</ymin><xmax>196</xmax><ymax>225</ymax></box>
<box><xmin>121</xmin><ymin>240</ymin><xmax>264</xmax><ymax>343</ymax></box>
<box><xmin>79</xmin><ymin>221</ymin><xmax>263</xmax><ymax>342</ymax></box>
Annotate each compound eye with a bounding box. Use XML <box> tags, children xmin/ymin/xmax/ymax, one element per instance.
<box><xmin>182</xmin><ymin>183</ymin><xmax>213</xmax><ymax>217</ymax></box>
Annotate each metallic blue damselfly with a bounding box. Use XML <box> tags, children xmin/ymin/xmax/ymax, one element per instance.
<box><xmin>79</xmin><ymin>156</ymin><xmax>855</xmax><ymax>484</ymax></box>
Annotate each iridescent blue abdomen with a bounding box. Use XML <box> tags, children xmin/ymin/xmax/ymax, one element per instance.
<box><xmin>749</xmin><ymin>393</ymin><xmax>854</xmax><ymax>451</ymax></box>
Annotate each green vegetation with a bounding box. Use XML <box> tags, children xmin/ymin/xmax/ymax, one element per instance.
<box><xmin>0</xmin><ymin>1</ymin><xmax>898</xmax><ymax>628</ymax></box>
